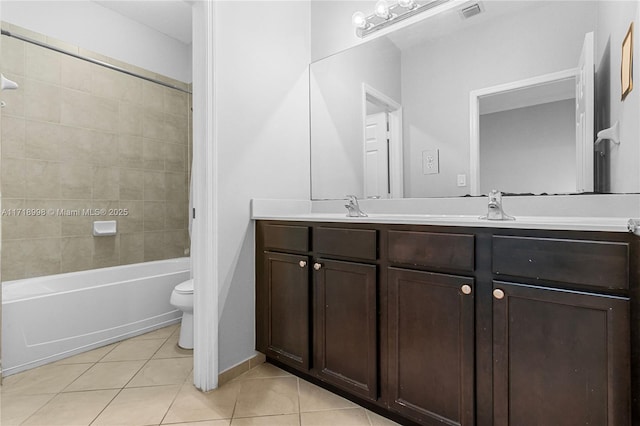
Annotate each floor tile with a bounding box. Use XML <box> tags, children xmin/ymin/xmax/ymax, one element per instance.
<box><xmin>53</xmin><ymin>343</ymin><xmax>117</xmax><ymax>365</ymax></box>
<box><xmin>235</xmin><ymin>363</ymin><xmax>292</xmax><ymax>381</ymax></box>
<box><xmin>92</xmin><ymin>384</ymin><xmax>181</xmax><ymax>426</ymax></box>
<box><xmin>1</xmin><ymin>363</ymin><xmax>93</xmax><ymax>395</ymax></box>
<box><xmin>153</xmin><ymin>333</ymin><xmax>193</xmax><ymax>359</ymax></box>
<box><xmin>300</xmin><ymin>408</ymin><xmax>371</xmax><ymax>426</ymax></box>
<box><xmin>127</xmin><ymin>357</ymin><xmax>193</xmax><ymax>387</ymax></box>
<box><xmin>100</xmin><ymin>338</ymin><xmax>166</xmax><ymax>362</ymax></box>
<box><xmin>162</xmin><ymin>381</ymin><xmax>239</xmax><ymax>424</ymax></box>
<box><xmin>131</xmin><ymin>324</ymin><xmax>178</xmax><ymax>341</ymax></box>
<box><xmin>366</xmin><ymin>410</ymin><xmax>402</xmax><ymax>425</ymax></box>
<box><xmin>21</xmin><ymin>389</ymin><xmax>117</xmax><ymax>426</ymax></box>
<box><xmin>164</xmin><ymin>421</ymin><xmax>230</xmax><ymax>426</ymax></box>
<box><xmin>298</xmin><ymin>380</ymin><xmax>357</xmax><ymax>412</ymax></box>
<box><xmin>64</xmin><ymin>360</ymin><xmax>146</xmax><ymax>391</ymax></box>
<box><xmin>0</xmin><ymin>394</ymin><xmax>55</xmax><ymax>426</ymax></box>
<box><xmin>234</xmin><ymin>377</ymin><xmax>299</xmax><ymax>418</ymax></box>
<box><xmin>230</xmin><ymin>414</ymin><xmax>300</xmax><ymax>426</ymax></box>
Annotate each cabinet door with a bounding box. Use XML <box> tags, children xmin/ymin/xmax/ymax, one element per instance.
<box><xmin>264</xmin><ymin>252</ymin><xmax>310</xmax><ymax>371</ymax></box>
<box><xmin>387</xmin><ymin>268</ymin><xmax>475</xmax><ymax>426</ymax></box>
<box><xmin>314</xmin><ymin>259</ymin><xmax>378</xmax><ymax>400</ymax></box>
<box><xmin>493</xmin><ymin>281</ymin><xmax>630</xmax><ymax>426</ymax></box>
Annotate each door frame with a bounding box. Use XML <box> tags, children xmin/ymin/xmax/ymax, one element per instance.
<box><xmin>191</xmin><ymin>0</ymin><xmax>218</xmax><ymax>392</ymax></box>
<box><xmin>469</xmin><ymin>68</ymin><xmax>579</xmax><ymax>196</ymax></box>
<box><xmin>362</xmin><ymin>83</ymin><xmax>404</xmax><ymax>198</ymax></box>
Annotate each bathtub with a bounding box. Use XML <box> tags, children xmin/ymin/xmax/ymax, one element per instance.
<box><xmin>2</xmin><ymin>257</ymin><xmax>190</xmax><ymax>376</ymax></box>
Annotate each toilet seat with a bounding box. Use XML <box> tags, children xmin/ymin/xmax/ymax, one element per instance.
<box><xmin>174</xmin><ymin>279</ymin><xmax>193</xmax><ymax>294</ymax></box>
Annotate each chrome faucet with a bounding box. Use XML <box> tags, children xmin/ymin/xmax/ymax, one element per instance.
<box><xmin>345</xmin><ymin>195</ymin><xmax>367</xmax><ymax>217</ymax></box>
<box><xmin>480</xmin><ymin>190</ymin><xmax>515</xmax><ymax>221</ymax></box>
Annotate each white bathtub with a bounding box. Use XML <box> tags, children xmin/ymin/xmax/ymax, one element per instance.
<box><xmin>2</xmin><ymin>257</ymin><xmax>190</xmax><ymax>376</ymax></box>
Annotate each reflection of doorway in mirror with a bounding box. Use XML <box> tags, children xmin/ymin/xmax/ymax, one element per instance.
<box><xmin>469</xmin><ymin>32</ymin><xmax>594</xmax><ymax>196</ymax></box>
<box><xmin>365</xmin><ymin>112</ymin><xmax>390</xmax><ymax>198</ymax></box>
<box><xmin>363</xmin><ymin>84</ymin><xmax>403</xmax><ymax>199</ymax></box>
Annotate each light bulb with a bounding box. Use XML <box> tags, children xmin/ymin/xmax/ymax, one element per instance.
<box><xmin>398</xmin><ymin>0</ymin><xmax>416</xmax><ymax>9</ymax></box>
<box><xmin>374</xmin><ymin>0</ymin><xmax>391</xmax><ymax>19</ymax></box>
<box><xmin>351</xmin><ymin>11</ymin><xmax>367</xmax><ymax>29</ymax></box>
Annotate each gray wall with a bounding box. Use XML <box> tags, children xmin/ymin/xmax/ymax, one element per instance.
<box><xmin>479</xmin><ymin>99</ymin><xmax>576</xmax><ymax>195</ymax></box>
<box><xmin>214</xmin><ymin>1</ymin><xmax>311</xmax><ymax>372</ymax></box>
<box><xmin>596</xmin><ymin>1</ymin><xmax>640</xmax><ymax>193</ymax></box>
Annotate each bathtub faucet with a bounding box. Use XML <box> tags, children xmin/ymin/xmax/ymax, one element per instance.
<box><xmin>480</xmin><ymin>190</ymin><xmax>515</xmax><ymax>221</ymax></box>
<box><xmin>345</xmin><ymin>195</ymin><xmax>367</xmax><ymax>217</ymax></box>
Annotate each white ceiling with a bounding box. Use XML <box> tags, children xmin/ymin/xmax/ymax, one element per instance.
<box><xmin>93</xmin><ymin>1</ymin><xmax>192</xmax><ymax>44</ymax></box>
<box><xmin>387</xmin><ymin>1</ymin><xmax>548</xmax><ymax>50</ymax></box>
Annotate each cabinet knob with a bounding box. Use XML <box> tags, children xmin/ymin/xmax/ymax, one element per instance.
<box><xmin>299</xmin><ymin>260</ymin><xmax>307</xmax><ymax>268</ymax></box>
<box><xmin>493</xmin><ymin>289</ymin><xmax>505</xmax><ymax>300</ymax></box>
<box><xmin>313</xmin><ymin>263</ymin><xmax>322</xmax><ymax>271</ymax></box>
<box><xmin>461</xmin><ymin>284</ymin><xmax>472</xmax><ymax>295</ymax></box>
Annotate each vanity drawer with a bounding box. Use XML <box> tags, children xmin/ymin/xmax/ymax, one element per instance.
<box><xmin>261</xmin><ymin>224</ymin><xmax>309</xmax><ymax>252</ymax></box>
<box><xmin>387</xmin><ymin>230</ymin><xmax>475</xmax><ymax>272</ymax></box>
<box><xmin>313</xmin><ymin>227</ymin><xmax>377</xmax><ymax>260</ymax></box>
<box><xmin>492</xmin><ymin>236</ymin><xmax>629</xmax><ymax>290</ymax></box>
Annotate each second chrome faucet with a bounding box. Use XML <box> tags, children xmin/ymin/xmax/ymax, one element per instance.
<box><xmin>345</xmin><ymin>195</ymin><xmax>368</xmax><ymax>217</ymax></box>
<box><xmin>480</xmin><ymin>190</ymin><xmax>515</xmax><ymax>221</ymax></box>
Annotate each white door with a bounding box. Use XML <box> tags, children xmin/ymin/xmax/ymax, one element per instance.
<box><xmin>364</xmin><ymin>112</ymin><xmax>390</xmax><ymax>199</ymax></box>
<box><xmin>575</xmin><ymin>31</ymin><xmax>594</xmax><ymax>192</ymax></box>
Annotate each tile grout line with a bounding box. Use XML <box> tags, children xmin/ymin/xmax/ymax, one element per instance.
<box><xmin>87</xmin><ymin>329</ymin><xmax>176</xmax><ymax>426</ymax></box>
<box><xmin>15</xmin><ymin>339</ymin><xmax>123</xmax><ymax>425</ymax></box>
<box><xmin>156</xmin><ymin>362</ymin><xmax>192</xmax><ymax>425</ymax></box>
<box><xmin>87</xmin><ymin>336</ymin><xmax>171</xmax><ymax>426</ymax></box>
<box><xmin>297</xmin><ymin>377</ymin><xmax>302</xmax><ymax>426</ymax></box>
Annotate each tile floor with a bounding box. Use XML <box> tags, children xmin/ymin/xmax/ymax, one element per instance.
<box><xmin>0</xmin><ymin>325</ymin><xmax>401</xmax><ymax>426</ymax></box>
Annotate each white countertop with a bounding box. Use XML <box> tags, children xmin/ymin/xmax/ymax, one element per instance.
<box><xmin>250</xmin><ymin>199</ymin><xmax>640</xmax><ymax>234</ymax></box>
<box><xmin>251</xmin><ymin>212</ymin><xmax>634</xmax><ymax>233</ymax></box>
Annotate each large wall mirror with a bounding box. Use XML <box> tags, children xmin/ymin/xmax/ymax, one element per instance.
<box><xmin>310</xmin><ymin>1</ymin><xmax>640</xmax><ymax>200</ymax></box>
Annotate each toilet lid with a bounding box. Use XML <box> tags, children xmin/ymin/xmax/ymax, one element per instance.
<box><xmin>175</xmin><ymin>279</ymin><xmax>194</xmax><ymax>294</ymax></box>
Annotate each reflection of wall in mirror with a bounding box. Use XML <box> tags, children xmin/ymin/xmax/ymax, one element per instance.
<box><xmin>311</xmin><ymin>38</ymin><xmax>401</xmax><ymax>199</ymax></box>
<box><xmin>402</xmin><ymin>1</ymin><xmax>598</xmax><ymax>198</ymax></box>
<box><xmin>479</xmin><ymin>99</ymin><xmax>576</xmax><ymax>195</ymax></box>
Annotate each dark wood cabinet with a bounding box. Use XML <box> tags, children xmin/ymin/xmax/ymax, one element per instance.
<box><xmin>387</xmin><ymin>268</ymin><xmax>475</xmax><ymax>426</ymax></box>
<box><xmin>314</xmin><ymin>258</ymin><xmax>378</xmax><ymax>400</ymax></box>
<box><xmin>262</xmin><ymin>251</ymin><xmax>311</xmax><ymax>370</ymax></box>
<box><xmin>492</xmin><ymin>281</ymin><xmax>630</xmax><ymax>426</ymax></box>
<box><xmin>255</xmin><ymin>220</ymin><xmax>637</xmax><ymax>426</ymax></box>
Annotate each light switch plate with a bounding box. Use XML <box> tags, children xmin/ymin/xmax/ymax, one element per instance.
<box><xmin>457</xmin><ymin>174</ymin><xmax>467</xmax><ymax>187</ymax></box>
<box><xmin>422</xmin><ymin>149</ymin><xmax>439</xmax><ymax>175</ymax></box>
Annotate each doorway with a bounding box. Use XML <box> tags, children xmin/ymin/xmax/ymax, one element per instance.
<box><xmin>362</xmin><ymin>84</ymin><xmax>403</xmax><ymax>199</ymax></box>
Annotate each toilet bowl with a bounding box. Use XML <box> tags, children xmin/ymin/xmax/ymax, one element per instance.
<box><xmin>170</xmin><ymin>278</ymin><xmax>194</xmax><ymax>349</ymax></box>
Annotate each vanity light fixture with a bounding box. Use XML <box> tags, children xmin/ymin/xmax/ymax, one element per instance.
<box><xmin>375</xmin><ymin>0</ymin><xmax>393</xmax><ymax>19</ymax></box>
<box><xmin>352</xmin><ymin>0</ymin><xmax>451</xmax><ymax>38</ymax></box>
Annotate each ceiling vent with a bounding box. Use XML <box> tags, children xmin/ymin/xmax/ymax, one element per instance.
<box><xmin>460</xmin><ymin>3</ymin><xmax>483</xmax><ymax>19</ymax></box>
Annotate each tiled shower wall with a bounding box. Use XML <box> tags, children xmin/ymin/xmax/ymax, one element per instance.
<box><xmin>0</xmin><ymin>27</ymin><xmax>191</xmax><ymax>281</ymax></box>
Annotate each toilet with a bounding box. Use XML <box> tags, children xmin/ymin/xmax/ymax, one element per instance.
<box><xmin>170</xmin><ymin>279</ymin><xmax>194</xmax><ymax>349</ymax></box>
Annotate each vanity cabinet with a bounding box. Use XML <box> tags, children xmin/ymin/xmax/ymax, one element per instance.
<box><xmin>492</xmin><ymin>280</ymin><xmax>630</xmax><ymax>426</ymax></box>
<box><xmin>255</xmin><ymin>220</ymin><xmax>637</xmax><ymax>426</ymax></box>
<box><xmin>387</xmin><ymin>268</ymin><xmax>475</xmax><ymax>426</ymax></box>
<box><xmin>262</xmin><ymin>251</ymin><xmax>311</xmax><ymax>370</ymax></box>
<box><xmin>314</xmin><ymin>258</ymin><xmax>378</xmax><ymax>400</ymax></box>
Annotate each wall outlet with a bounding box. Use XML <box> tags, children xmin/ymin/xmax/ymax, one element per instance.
<box><xmin>457</xmin><ymin>174</ymin><xmax>467</xmax><ymax>187</ymax></box>
<box><xmin>422</xmin><ymin>149</ymin><xmax>439</xmax><ymax>175</ymax></box>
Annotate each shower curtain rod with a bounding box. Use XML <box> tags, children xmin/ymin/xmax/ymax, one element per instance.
<box><xmin>1</xmin><ymin>29</ymin><xmax>191</xmax><ymax>94</ymax></box>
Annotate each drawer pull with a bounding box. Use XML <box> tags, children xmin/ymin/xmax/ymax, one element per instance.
<box><xmin>299</xmin><ymin>260</ymin><xmax>307</xmax><ymax>268</ymax></box>
<box><xmin>461</xmin><ymin>284</ymin><xmax>472</xmax><ymax>295</ymax></box>
<box><xmin>493</xmin><ymin>289</ymin><xmax>505</xmax><ymax>300</ymax></box>
<box><xmin>313</xmin><ymin>263</ymin><xmax>322</xmax><ymax>271</ymax></box>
